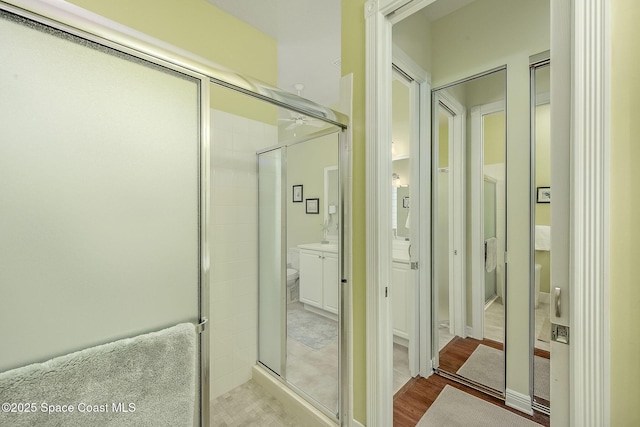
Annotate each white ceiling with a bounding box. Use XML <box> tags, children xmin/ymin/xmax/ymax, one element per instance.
<box><xmin>205</xmin><ymin>0</ymin><xmax>476</xmax><ymax>110</ymax></box>
<box><xmin>422</xmin><ymin>0</ymin><xmax>477</xmax><ymax>21</ymax></box>
<box><xmin>206</xmin><ymin>0</ymin><xmax>342</xmax><ymax>109</ymax></box>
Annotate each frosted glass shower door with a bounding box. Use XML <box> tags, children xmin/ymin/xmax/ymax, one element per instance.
<box><xmin>0</xmin><ymin>8</ymin><xmax>204</xmax><ymax>373</ymax></box>
<box><xmin>258</xmin><ymin>148</ymin><xmax>285</xmax><ymax>375</ymax></box>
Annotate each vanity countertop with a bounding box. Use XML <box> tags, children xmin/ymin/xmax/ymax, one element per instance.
<box><xmin>297</xmin><ymin>241</ymin><xmax>410</xmax><ymax>261</ymax></box>
<box><xmin>298</xmin><ymin>242</ymin><xmax>338</xmax><ymax>253</ymax></box>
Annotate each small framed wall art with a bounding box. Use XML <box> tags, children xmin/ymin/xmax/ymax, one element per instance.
<box><xmin>537</xmin><ymin>187</ymin><xmax>551</xmax><ymax>203</ymax></box>
<box><xmin>306</xmin><ymin>198</ymin><xmax>319</xmax><ymax>214</ymax></box>
<box><xmin>292</xmin><ymin>185</ymin><xmax>303</xmax><ymax>203</ymax></box>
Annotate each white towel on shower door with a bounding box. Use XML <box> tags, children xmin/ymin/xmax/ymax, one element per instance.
<box><xmin>535</xmin><ymin>225</ymin><xmax>551</xmax><ymax>251</ymax></box>
<box><xmin>485</xmin><ymin>237</ymin><xmax>498</xmax><ymax>273</ymax></box>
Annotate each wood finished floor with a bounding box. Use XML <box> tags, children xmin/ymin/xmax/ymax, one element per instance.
<box><xmin>393</xmin><ymin>336</ymin><xmax>551</xmax><ymax>427</ymax></box>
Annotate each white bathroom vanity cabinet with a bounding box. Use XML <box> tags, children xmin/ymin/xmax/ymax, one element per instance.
<box><xmin>298</xmin><ymin>244</ymin><xmax>339</xmax><ymax>316</ymax></box>
<box><xmin>391</xmin><ymin>260</ymin><xmax>413</xmax><ymax>343</ymax></box>
<box><xmin>391</xmin><ymin>240</ymin><xmax>414</xmax><ymax>344</ymax></box>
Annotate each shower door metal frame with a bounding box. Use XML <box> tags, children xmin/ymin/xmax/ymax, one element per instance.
<box><xmin>1</xmin><ymin>1</ymin><xmax>350</xmax><ymax>426</ymax></box>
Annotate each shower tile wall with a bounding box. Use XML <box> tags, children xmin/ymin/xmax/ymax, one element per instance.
<box><xmin>210</xmin><ymin>109</ymin><xmax>277</xmax><ymax>398</ymax></box>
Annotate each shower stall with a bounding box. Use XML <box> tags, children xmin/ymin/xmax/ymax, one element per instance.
<box><xmin>0</xmin><ymin>0</ymin><xmax>350</xmax><ymax>425</ymax></box>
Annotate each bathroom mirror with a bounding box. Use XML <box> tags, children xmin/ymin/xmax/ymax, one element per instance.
<box><xmin>432</xmin><ymin>68</ymin><xmax>507</xmax><ymax>395</ymax></box>
<box><xmin>530</xmin><ymin>56</ymin><xmax>551</xmax><ymax>409</ymax></box>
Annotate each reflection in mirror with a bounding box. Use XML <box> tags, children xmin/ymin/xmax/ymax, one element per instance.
<box><xmin>432</xmin><ymin>68</ymin><xmax>507</xmax><ymax>394</ymax></box>
<box><xmin>285</xmin><ymin>130</ymin><xmax>340</xmax><ymax>414</ymax></box>
<box><xmin>531</xmin><ymin>60</ymin><xmax>551</xmax><ymax>408</ymax></box>
<box><xmin>257</xmin><ymin>102</ymin><xmax>342</xmax><ymax>418</ymax></box>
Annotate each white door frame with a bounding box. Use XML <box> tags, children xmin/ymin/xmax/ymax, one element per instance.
<box><xmin>470</xmin><ymin>100</ymin><xmax>505</xmax><ymax>341</ymax></box>
<box><xmin>557</xmin><ymin>0</ymin><xmax>611</xmax><ymax>425</ymax></box>
<box><xmin>365</xmin><ymin>0</ymin><xmax>610</xmax><ymax>426</ymax></box>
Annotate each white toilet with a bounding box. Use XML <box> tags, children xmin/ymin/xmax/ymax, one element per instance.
<box><xmin>286</xmin><ymin>268</ymin><xmax>299</xmax><ymax>304</ymax></box>
<box><xmin>535</xmin><ymin>264</ymin><xmax>542</xmax><ymax>308</ymax></box>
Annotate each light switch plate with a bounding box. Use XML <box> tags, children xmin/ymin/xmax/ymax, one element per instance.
<box><xmin>552</xmin><ymin>323</ymin><xmax>570</xmax><ymax>344</ymax></box>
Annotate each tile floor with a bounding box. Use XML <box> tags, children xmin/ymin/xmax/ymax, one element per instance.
<box><xmin>438</xmin><ymin>322</ymin><xmax>455</xmax><ymax>351</ymax></box>
<box><xmin>393</xmin><ymin>343</ymin><xmax>411</xmax><ymax>393</ymax></box>
<box><xmin>482</xmin><ymin>298</ymin><xmax>551</xmax><ymax>352</ymax></box>
<box><xmin>213</xmin><ymin>299</ymin><xmax>553</xmax><ymax>426</ymax></box>
<box><xmin>286</xmin><ymin>302</ymin><xmax>339</xmax><ymax>413</ymax></box>
<box><xmin>211</xmin><ymin>380</ymin><xmax>301</xmax><ymax>426</ymax></box>
<box><xmin>534</xmin><ymin>301</ymin><xmax>551</xmax><ymax>352</ymax></box>
<box><xmin>484</xmin><ymin>298</ymin><xmax>505</xmax><ymax>343</ymax></box>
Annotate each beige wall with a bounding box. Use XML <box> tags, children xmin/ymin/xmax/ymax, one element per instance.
<box><xmin>438</xmin><ymin>113</ymin><xmax>449</xmax><ymax>167</ymax></box>
<box><xmin>392</xmin><ymin>79</ymin><xmax>411</xmax><ymax>157</ymax></box>
<box><xmin>392</xmin><ymin>11</ymin><xmax>432</xmax><ymax>73</ymax></box>
<box><xmin>69</xmin><ymin>0</ymin><xmax>278</xmax><ymax>124</ymax></box>
<box><xmin>483</xmin><ymin>112</ymin><xmax>506</xmax><ymax>164</ymax></box>
<box><xmin>611</xmin><ymin>0</ymin><xmax>640</xmax><ymax>425</ymax></box>
<box><xmin>287</xmin><ymin>133</ymin><xmax>340</xmax><ymax>249</ymax></box>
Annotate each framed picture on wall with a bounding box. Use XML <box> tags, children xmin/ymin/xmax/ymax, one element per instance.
<box><xmin>537</xmin><ymin>186</ymin><xmax>551</xmax><ymax>203</ymax></box>
<box><xmin>306</xmin><ymin>198</ymin><xmax>319</xmax><ymax>214</ymax></box>
<box><xmin>293</xmin><ymin>185</ymin><xmax>303</xmax><ymax>203</ymax></box>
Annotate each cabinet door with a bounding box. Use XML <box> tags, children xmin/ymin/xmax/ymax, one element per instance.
<box><xmin>392</xmin><ymin>262</ymin><xmax>410</xmax><ymax>339</ymax></box>
<box><xmin>299</xmin><ymin>250</ymin><xmax>323</xmax><ymax>308</ymax></box>
<box><xmin>323</xmin><ymin>252</ymin><xmax>339</xmax><ymax>314</ymax></box>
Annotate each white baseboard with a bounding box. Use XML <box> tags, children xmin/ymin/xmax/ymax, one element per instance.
<box><xmin>505</xmin><ymin>388</ymin><xmax>533</xmax><ymax>415</ymax></box>
<box><xmin>393</xmin><ymin>334</ymin><xmax>409</xmax><ymax>347</ymax></box>
<box><xmin>303</xmin><ymin>303</ymin><xmax>338</xmax><ymax>321</ymax></box>
<box><xmin>465</xmin><ymin>325</ymin><xmax>479</xmax><ymax>339</ymax></box>
<box><xmin>538</xmin><ymin>292</ymin><xmax>550</xmax><ymax>304</ymax></box>
<box><xmin>351</xmin><ymin>419</ymin><xmax>365</xmax><ymax>427</ymax></box>
<box><xmin>252</xmin><ymin>364</ymin><xmax>338</xmax><ymax>427</ymax></box>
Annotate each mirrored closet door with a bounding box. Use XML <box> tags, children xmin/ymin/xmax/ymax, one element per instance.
<box><xmin>432</xmin><ymin>68</ymin><xmax>507</xmax><ymax>395</ymax></box>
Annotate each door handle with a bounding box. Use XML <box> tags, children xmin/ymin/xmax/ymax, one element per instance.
<box><xmin>554</xmin><ymin>287</ymin><xmax>562</xmax><ymax>317</ymax></box>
